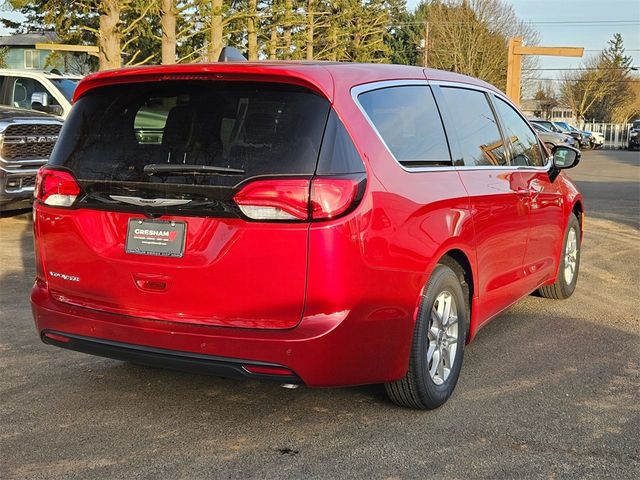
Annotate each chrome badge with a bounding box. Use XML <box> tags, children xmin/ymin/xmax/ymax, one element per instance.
<box><xmin>49</xmin><ymin>271</ymin><xmax>80</xmax><ymax>282</ymax></box>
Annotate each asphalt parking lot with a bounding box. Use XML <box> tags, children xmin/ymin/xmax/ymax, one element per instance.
<box><xmin>1</xmin><ymin>149</ymin><xmax>638</xmax><ymax>479</ymax></box>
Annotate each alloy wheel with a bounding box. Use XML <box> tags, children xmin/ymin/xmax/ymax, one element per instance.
<box><xmin>427</xmin><ymin>291</ymin><xmax>459</xmax><ymax>385</ymax></box>
<box><xmin>564</xmin><ymin>227</ymin><xmax>578</xmax><ymax>285</ymax></box>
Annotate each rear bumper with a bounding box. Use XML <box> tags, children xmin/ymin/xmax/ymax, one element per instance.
<box><xmin>31</xmin><ymin>280</ymin><xmax>412</xmax><ymax>387</ymax></box>
<box><xmin>41</xmin><ymin>331</ymin><xmax>301</xmax><ymax>384</ymax></box>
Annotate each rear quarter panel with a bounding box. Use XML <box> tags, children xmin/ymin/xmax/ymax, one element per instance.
<box><xmin>300</xmin><ymin>79</ymin><xmax>477</xmax><ymax>383</ymax></box>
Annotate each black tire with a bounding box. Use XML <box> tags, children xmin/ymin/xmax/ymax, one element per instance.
<box><xmin>385</xmin><ymin>264</ymin><xmax>467</xmax><ymax>409</ymax></box>
<box><xmin>538</xmin><ymin>213</ymin><xmax>581</xmax><ymax>299</ymax></box>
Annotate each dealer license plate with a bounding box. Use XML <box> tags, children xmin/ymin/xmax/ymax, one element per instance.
<box><xmin>125</xmin><ymin>219</ymin><xmax>186</xmax><ymax>257</ymax></box>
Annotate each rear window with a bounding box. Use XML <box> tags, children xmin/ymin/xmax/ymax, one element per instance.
<box><xmin>51</xmin><ymin>81</ymin><xmax>331</xmax><ymax>187</ymax></box>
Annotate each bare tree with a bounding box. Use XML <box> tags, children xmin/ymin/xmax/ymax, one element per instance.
<box><xmin>412</xmin><ymin>0</ymin><xmax>539</xmax><ymax>93</ymax></box>
<box><xmin>560</xmin><ymin>55</ymin><xmax>615</xmax><ymax>122</ymax></box>
<box><xmin>611</xmin><ymin>78</ymin><xmax>640</xmax><ymax>124</ymax></box>
<box><xmin>533</xmin><ymin>81</ymin><xmax>558</xmax><ymax>119</ymax></box>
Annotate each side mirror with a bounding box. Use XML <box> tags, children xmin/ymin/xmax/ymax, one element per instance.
<box><xmin>31</xmin><ymin>92</ymin><xmax>50</xmax><ymax>107</ymax></box>
<box><xmin>549</xmin><ymin>145</ymin><xmax>580</xmax><ymax>182</ymax></box>
<box><xmin>552</xmin><ymin>145</ymin><xmax>580</xmax><ymax>169</ymax></box>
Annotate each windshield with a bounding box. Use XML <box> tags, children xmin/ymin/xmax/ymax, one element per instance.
<box><xmin>534</xmin><ymin>121</ymin><xmax>556</xmax><ymax>131</ymax></box>
<box><xmin>633</xmin><ymin>121</ymin><xmax>640</xmax><ymax>129</ymax></box>
<box><xmin>49</xmin><ymin>78</ymin><xmax>79</xmax><ymax>102</ymax></box>
<box><xmin>532</xmin><ymin>123</ymin><xmax>552</xmax><ymax>133</ymax></box>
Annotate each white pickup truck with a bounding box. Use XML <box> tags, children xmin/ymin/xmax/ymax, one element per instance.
<box><xmin>0</xmin><ymin>106</ymin><xmax>63</xmax><ymax>212</ymax></box>
<box><xmin>0</xmin><ymin>69</ymin><xmax>81</xmax><ymax>119</ymax></box>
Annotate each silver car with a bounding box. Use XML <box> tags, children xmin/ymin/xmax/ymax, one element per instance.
<box><xmin>531</xmin><ymin>122</ymin><xmax>576</xmax><ymax>149</ymax></box>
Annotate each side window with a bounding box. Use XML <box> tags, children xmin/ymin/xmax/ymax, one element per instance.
<box><xmin>494</xmin><ymin>97</ymin><xmax>544</xmax><ymax>167</ymax></box>
<box><xmin>11</xmin><ymin>78</ymin><xmax>60</xmax><ymax>110</ymax></box>
<box><xmin>440</xmin><ymin>87</ymin><xmax>506</xmax><ymax>167</ymax></box>
<box><xmin>317</xmin><ymin>110</ymin><xmax>365</xmax><ymax>174</ymax></box>
<box><xmin>358</xmin><ymin>85</ymin><xmax>451</xmax><ymax>168</ymax></box>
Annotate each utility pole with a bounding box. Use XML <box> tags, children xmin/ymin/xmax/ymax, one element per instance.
<box><xmin>422</xmin><ymin>22</ymin><xmax>429</xmax><ymax>67</ymax></box>
<box><xmin>506</xmin><ymin>37</ymin><xmax>584</xmax><ymax>106</ymax></box>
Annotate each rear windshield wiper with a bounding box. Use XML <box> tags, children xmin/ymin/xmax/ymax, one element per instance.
<box><xmin>144</xmin><ymin>164</ymin><xmax>245</xmax><ymax>176</ymax></box>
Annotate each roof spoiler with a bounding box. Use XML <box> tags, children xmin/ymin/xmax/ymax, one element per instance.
<box><xmin>218</xmin><ymin>47</ymin><xmax>247</xmax><ymax>62</ymax></box>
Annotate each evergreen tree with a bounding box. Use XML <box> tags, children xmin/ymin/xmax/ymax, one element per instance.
<box><xmin>583</xmin><ymin>33</ymin><xmax>634</xmax><ymax>122</ymax></box>
<box><xmin>602</xmin><ymin>33</ymin><xmax>632</xmax><ymax>70</ymax></box>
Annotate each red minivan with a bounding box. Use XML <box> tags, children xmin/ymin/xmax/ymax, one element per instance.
<box><xmin>31</xmin><ymin>63</ymin><xmax>583</xmax><ymax>409</ymax></box>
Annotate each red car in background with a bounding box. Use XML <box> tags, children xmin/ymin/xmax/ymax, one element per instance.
<box><xmin>31</xmin><ymin>62</ymin><xmax>583</xmax><ymax>409</ymax></box>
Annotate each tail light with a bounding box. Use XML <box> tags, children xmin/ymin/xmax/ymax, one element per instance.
<box><xmin>233</xmin><ymin>179</ymin><xmax>310</xmax><ymax>220</ymax></box>
<box><xmin>35</xmin><ymin>167</ymin><xmax>81</xmax><ymax>207</ymax></box>
<box><xmin>310</xmin><ymin>178</ymin><xmax>359</xmax><ymax>220</ymax></box>
<box><xmin>233</xmin><ymin>176</ymin><xmax>364</xmax><ymax>222</ymax></box>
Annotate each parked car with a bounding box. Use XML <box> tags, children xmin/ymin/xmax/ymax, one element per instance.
<box><xmin>529</xmin><ymin>118</ymin><xmax>581</xmax><ymax>148</ymax></box>
<box><xmin>586</xmin><ymin>130</ymin><xmax>604</xmax><ymax>149</ymax></box>
<box><xmin>553</xmin><ymin>121</ymin><xmax>590</xmax><ymax>149</ymax></box>
<box><xmin>31</xmin><ymin>63</ymin><xmax>584</xmax><ymax>409</ymax></box>
<box><xmin>628</xmin><ymin>120</ymin><xmax>640</xmax><ymax>150</ymax></box>
<box><xmin>566</xmin><ymin>124</ymin><xmax>601</xmax><ymax>149</ymax></box>
<box><xmin>0</xmin><ymin>106</ymin><xmax>63</xmax><ymax>213</ymax></box>
<box><xmin>531</xmin><ymin>122</ymin><xmax>576</xmax><ymax>150</ymax></box>
<box><xmin>0</xmin><ymin>69</ymin><xmax>81</xmax><ymax>119</ymax></box>
<box><xmin>529</xmin><ymin>119</ymin><xmax>563</xmax><ymax>134</ymax></box>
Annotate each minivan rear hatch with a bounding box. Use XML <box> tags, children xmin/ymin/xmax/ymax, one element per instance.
<box><xmin>39</xmin><ymin>79</ymin><xmax>333</xmax><ymax>329</ymax></box>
